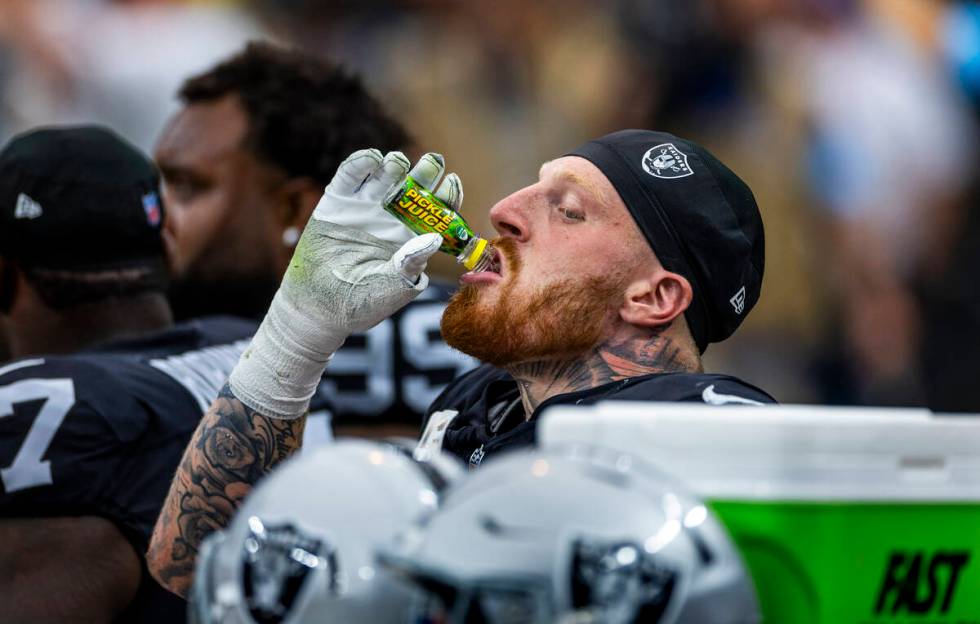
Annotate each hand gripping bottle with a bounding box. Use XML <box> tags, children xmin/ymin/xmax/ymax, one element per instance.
<box><xmin>384</xmin><ymin>176</ymin><xmax>495</xmax><ymax>272</ymax></box>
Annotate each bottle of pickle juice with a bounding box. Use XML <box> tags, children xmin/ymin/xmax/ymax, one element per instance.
<box><xmin>384</xmin><ymin>175</ymin><xmax>495</xmax><ymax>272</ymax></box>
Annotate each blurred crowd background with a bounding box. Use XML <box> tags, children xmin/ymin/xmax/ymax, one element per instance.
<box><xmin>1</xmin><ymin>0</ymin><xmax>977</xmax><ymax>412</ymax></box>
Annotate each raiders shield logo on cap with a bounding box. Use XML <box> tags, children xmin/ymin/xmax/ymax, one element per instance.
<box><xmin>641</xmin><ymin>144</ymin><xmax>693</xmax><ymax>180</ymax></box>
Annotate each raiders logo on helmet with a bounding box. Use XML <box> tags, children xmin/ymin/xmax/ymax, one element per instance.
<box><xmin>571</xmin><ymin>538</ymin><xmax>676</xmax><ymax>624</ymax></box>
<box><xmin>241</xmin><ymin>516</ymin><xmax>338</xmax><ymax>624</ymax></box>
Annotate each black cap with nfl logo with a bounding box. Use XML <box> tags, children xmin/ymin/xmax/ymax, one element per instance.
<box><xmin>567</xmin><ymin>129</ymin><xmax>765</xmax><ymax>353</ymax></box>
<box><xmin>0</xmin><ymin>125</ymin><xmax>166</xmax><ymax>271</ymax></box>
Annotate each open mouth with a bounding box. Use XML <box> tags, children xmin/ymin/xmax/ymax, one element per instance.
<box><xmin>460</xmin><ymin>245</ymin><xmax>504</xmax><ymax>285</ymax></box>
<box><xmin>487</xmin><ymin>246</ymin><xmax>503</xmax><ymax>276</ymax></box>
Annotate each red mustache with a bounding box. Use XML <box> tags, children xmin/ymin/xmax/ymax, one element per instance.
<box><xmin>489</xmin><ymin>236</ymin><xmax>520</xmax><ymax>276</ymax></box>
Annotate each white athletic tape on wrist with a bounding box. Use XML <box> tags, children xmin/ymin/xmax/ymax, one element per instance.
<box><xmin>228</xmin><ymin>291</ymin><xmax>344</xmax><ymax>420</ymax></box>
<box><xmin>227</xmin><ymin>220</ymin><xmax>433</xmax><ymax>420</ymax></box>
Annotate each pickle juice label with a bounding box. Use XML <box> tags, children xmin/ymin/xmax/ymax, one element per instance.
<box><xmin>385</xmin><ymin>177</ymin><xmax>472</xmax><ymax>254</ymax></box>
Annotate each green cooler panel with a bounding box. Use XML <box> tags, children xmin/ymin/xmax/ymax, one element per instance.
<box><xmin>711</xmin><ymin>501</ymin><xmax>980</xmax><ymax>624</ymax></box>
<box><xmin>538</xmin><ymin>404</ymin><xmax>980</xmax><ymax>624</ymax></box>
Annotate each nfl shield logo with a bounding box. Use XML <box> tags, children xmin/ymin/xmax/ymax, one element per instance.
<box><xmin>641</xmin><ymin>144</ymin><xmax>694</xmax><ymax>180</ymax></box>
<box><xmin>469</xmin><ymin>444</ymin><xmax>486</xmax><ymax>470</ymax></box>
<box><xmin>142</xmin><ymin>192</ymin><xmax>161</xmax><ymax>227</ymax></box>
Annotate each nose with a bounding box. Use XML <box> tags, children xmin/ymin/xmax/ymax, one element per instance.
<box><xmin>488</xmin><ymin>189</ymin><xmax>530</xmax><ymax>242</ymax></box>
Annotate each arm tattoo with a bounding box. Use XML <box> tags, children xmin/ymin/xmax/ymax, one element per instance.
<box><xmin>510</xmin><ymin>326</ymin><xmax>695</xmax><ymax>416</ymax></box>
<box><xmin>147</xmin><ymin>383</ymin><xmax>305</xmax><ymax>597</ymax></box>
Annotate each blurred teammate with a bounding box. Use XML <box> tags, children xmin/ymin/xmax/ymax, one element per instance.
<box><xmin>0</xmin><ymin>126</ymin><xmax>255</xmax><ymax>622</ymax></box>
<box><xmin>149</xmin><ymin>131</ymin><xmax>774</xmax><ymax>596</ymax></box>
<box><xmin>156</xmin><ymin>42</ymin><xmax>474</xmax><ymax>434</ymax></box>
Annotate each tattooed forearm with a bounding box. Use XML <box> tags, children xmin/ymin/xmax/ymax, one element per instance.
<box><xmin>147</xmin><ymin>383</ymin><xmax>305</xmax><ymax>597</ymax></box>
<box><xmin>509</xmin><ymin>325</ymin><xmax>699</xmax><ymax>417</ymax></box>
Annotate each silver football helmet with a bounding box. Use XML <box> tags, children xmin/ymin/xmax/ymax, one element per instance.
<box><xmin>189</xmin><ymin>438</ymin><xmax>463</xmax><ymax>624</ymax></box>
<box><xmin>379</xmin><ymin>445</ymin><xmax>759</xmax><ymax>624</ymax></box>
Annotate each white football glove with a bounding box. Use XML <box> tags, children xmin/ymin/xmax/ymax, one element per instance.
<box><xmin>229</xmin><ymin>149</ymin><xmax>464</xmax><ymax>419</ymax></box>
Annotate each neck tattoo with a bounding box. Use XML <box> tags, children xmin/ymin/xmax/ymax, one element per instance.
<box><xmin>507</xmin><ymin>328</ymin><xmax>697</xmax><ymax>419</ymax></box>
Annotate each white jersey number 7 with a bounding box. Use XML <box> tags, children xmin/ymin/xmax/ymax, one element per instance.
<box><xmin>0</xmin><ymin>378</ymin><xmax>76</xmax><ymax>493</ymax></box>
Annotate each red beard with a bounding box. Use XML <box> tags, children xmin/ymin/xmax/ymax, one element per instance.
<box><xmin>440</xmin><ymin>238</ymin><xmax>626</xmax><ymax>367</ymax></box>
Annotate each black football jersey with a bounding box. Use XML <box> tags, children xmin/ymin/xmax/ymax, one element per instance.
<box><xmin>0</xmin><ymin>316</ymin><xmax>257</xmax><ymax>622</ymax></box>
<box><xmin>322</xmin><ymin>282</ymin><xmax>477</xmax><ymax>427</ymax></box>
<box><xmin>421</xmin><ymin>364</ymin><xmax>777</xmax><ymax>469</ymax></box>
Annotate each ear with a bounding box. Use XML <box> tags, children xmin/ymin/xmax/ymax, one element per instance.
<box><xmin>273</xmin><ymin>176</ymin><xmax>322</xmax><ymax>232</ymax></box>
<box><xmin>619</xmin><ymin>270</ymin><xmax>693</xmax><ymax>328</ymax></box>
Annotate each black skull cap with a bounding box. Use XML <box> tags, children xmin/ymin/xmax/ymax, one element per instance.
<box><xmin>0</xmin><ymin>124</ymin><xmax>165</xmax><ymax>271</ymax></box>
<box><xmin>567</xmin><ymin>130</ymin><xmax>765</xmax><ymax>353</ymax></box>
